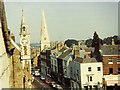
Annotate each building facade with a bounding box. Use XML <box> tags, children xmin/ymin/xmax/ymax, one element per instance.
<box><xmin>101</xmin><ymin>44</ymin><xmax>120</xmax><ymax>88</ymax></box>
<box><xmin>70</xmin><ymin>58</ymin><xmax>103</xmax><ymax>89</ymax></box>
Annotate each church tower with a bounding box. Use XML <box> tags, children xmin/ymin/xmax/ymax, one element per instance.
<box><xmin>40</xmin><ymin>11</ymin><xmax>50</xmax><ymax>51</ymax></box>
<box><xmin>20</xmin><ymin>10</ymin><xmax>31</xmax><ymax>88</ymax></box>
<box><xmin>20</xmin><ymin>10</ymin><xmax>30</xmax><ymax>62</ymax></box>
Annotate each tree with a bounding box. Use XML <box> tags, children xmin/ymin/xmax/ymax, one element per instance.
<box><xmin>64</xmin><ymin>39</ymin><xmax>78</xmax><ymax>47</ymax></box>
<box><xmin>91</xmin><ymin>31</ymin><xmax>102</xmax><ymax>62</ymax></box>
<box><xmin>85</xmin><ymin>38</ymin><xmax>92</xmax><ymax>47</ymax></box>
<box><xmin>102</xmin><ymin>35</ymin><xmax>120</xmax><ymax>45</ymax></box>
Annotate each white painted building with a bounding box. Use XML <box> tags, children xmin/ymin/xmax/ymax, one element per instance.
<box><xmin>80</xmin><ymin>60</ymin><xmax>103</xmax><ymax>89</ymax></box>
<box><xmin>70</xmin><ymin>58</ymin><xmax>103</xmax><ymax>89</ymax></box>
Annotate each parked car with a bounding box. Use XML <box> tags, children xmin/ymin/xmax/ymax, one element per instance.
<box><xmin>51</xmin><ymin>82</ymin><xmax>63</xmax><ymax>90</ymax></box>
<box><xmin>55</xmin><ymin>84</ymin><xmax>63</xmax><ymax>90</ymax></box>
<box><xmin>34</xmin><ymin>70</ymin><xmax>40</xmax><ymax>76</ymax></box>
<box><xmin>40</xmin><ymin>75</ymin><xmax>45</xmax><ymax>80</ymax></box>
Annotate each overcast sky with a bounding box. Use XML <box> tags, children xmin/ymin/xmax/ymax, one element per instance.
<box><xmin>4</xmin><ymin>0</ymin><xmax>118</xmax><ymax>43</ymax></box>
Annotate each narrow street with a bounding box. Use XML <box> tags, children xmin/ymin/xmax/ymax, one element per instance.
<box><xmin>32</xmin><ymin>77</ymin><xmax>53</xmax><ymax>89</ymax></box>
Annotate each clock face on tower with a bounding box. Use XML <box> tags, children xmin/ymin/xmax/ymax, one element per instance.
<box><xmin>21</xmin><ymin>38</ymin><xmax>28</xmax><ymax>45</ymax></box>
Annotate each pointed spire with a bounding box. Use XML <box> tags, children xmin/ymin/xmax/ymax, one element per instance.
<box><xmin>21</xmin><ymin>9</ymin><xmax>25</xmax><ymax>25</ymax></box>
<box><xmin>20</xmin><ymin>9</ymin><xmax>27</xmax><ymax>35</ymax></box>
<box><xmin>40</xmin><ymin>10</ymin><xmax>50</xmax><ymax>51</ymax></box>
<box><xmin>41</xmin><ymin>10</ymin><xmax>47</xmax><ymax>32</ymax></box>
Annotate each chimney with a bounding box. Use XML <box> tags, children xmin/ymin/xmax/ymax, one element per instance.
<box><xmin>72</xmin><ymin>45</ymin><xmax>80</xmax><ymax>59</ymax></box>
<box><xmin>112</xmin><ymin>39</ymin><xmax>115</xmax><ymax>45</ymax></box>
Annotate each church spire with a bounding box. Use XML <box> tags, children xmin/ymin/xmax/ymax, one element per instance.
<box><xmin>20</xmin><ymin>10</ymin><xmax>27</xmax><ymax>35</ymax></box>
<box><xmin>40</xmin><ymin>10</ymin><xmax>50</xmax><ymax>51</ymax></box>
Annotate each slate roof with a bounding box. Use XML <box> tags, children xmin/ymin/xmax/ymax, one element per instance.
<box><xmin>83</xmin><ymin>58</ymin><xmax>97</xmax><ymax>63</ymax></box>
<box><xmin>84</xmin><ymin>47</ymin><xmax>94</xmax><ymax>52</ymax></box>
<box><xmin>59</xmin><ymin>47</ymin><xmax>68</xmax><ymax>52</ymax></box>
<box><xmin>58</xmin><ymin>49</ymin><xmax>72</xmax><ymax>59</ymax></box>
<box><xmin>74</xmin><ymin>57</ymin><xmax>97</xmax><ymax>63</ymax></box>
<box><xmin>100</xmin><ymin>45</ymin><xmax>120</xmax><ymax>55</ymax></box>
<box><xmin>74</xmin><ymin>57</ymin><xmax>83</xmax><ymax>63</ymax></box>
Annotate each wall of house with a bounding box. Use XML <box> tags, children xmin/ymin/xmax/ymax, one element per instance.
<box><xmin>103</xmin><ymin>55</ymin><xmax>120</xmax><ymax>75</ymax></box>
<box><xmin>69</xmin><ymin>60</ymin><xmax>81</xmax><ymax>89</ymax></box>
<box><xmin>66</xmin><ymin>56</ymin><xmax>72</xmax><ymax>78</ymax></box>
<box><xmin>80</xmin><ymin>62</ymin><xmax>103</xmax><ymax>88</ymax></box>
<box><xmin>50</xmin><ymin>54</ymin><xmax>58</xmax><ymax>81</ymax></box>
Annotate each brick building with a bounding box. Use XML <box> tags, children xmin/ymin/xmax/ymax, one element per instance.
<box><xmin>101</xmin><ymin>45</ymin><xmax>120</xmax><ymax>75</ymax></box>
<box><xmin>101</xmin><ymin>44</ymin><xmax>120</xmax><ymax>88</ymax></box>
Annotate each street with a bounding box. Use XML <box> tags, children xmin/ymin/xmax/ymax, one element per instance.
<box><xmin>32</xmin><ymin>76</ymin><xmax>53</xmax><ymax>89</ymax></box>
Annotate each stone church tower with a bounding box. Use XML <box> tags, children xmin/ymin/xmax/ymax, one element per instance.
<box><xmin>40</xmin><ymin>11</ymin><xmax>50</xmax><ymax>51</ymax></box>
<box><xmin>20</xmin><ymin>10</ymin><xmax>32</xmax><ymax>88</ymax></box>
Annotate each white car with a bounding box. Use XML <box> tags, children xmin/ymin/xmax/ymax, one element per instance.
<box><xmin>51</xmin><ymin>82</ymin><xmax>63</xmax><ymax>90</ymax></box>
<box><xmin>34</xmin><ymin>70</ymin><xmax>40</xmax><ymax>76</ymax></box>
<box><xmin>55</xmin><ymin>84</ymin><xmax>63</xmax><ymax>90</ymax></box>
<box><xmin>40</xmin><ymin>76</ymin><xmax>45</xmax><ymax>80</ymax></box>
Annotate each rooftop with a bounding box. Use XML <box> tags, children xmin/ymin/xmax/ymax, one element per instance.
<box><xmin>101</xmin><ymin>45</ymin><xmax>120</xmax><ymax>55</ymax></box>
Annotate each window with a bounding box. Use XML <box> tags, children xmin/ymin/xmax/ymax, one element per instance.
<box><xmin>108</xmin><ymin>57</ymin><xmax>113</xmax><ymax>64</ymax></box>
<box><xmin>90</xmin><ymin>76</ymin><xmax>92</xmax><ymax>81</ymax></box>
<box><xmin>87</xmin><ymin>75</ymin><xmax>92</xmax><ymax>82</ymax></box>
<box><xmin>109</xmin><ymin>68</ymin><xmax>113</xmax><ymax>74</ymax></box>
<box><xmin>118</xmin><ymin>68</ymin><xmax>120</xmax><ymax>74</ymax></box>
<box><xmin>97</xmin><ymin>67</ymin><xmax>101</xmax><ymax>71</ymax></box>
<box><xmin>88</xmin><ymin>67</ymin><xmax>91</xmax><ymax>72</ymax></box>
<box><xmin>117</xmin><ymin>58</ymin><xmax>120</xmax><ymax>64</ymax></box>
<box><xmin>64</xmin><ymin>61</ymin><xmax>67</xmax><ymax>66</ymax></box>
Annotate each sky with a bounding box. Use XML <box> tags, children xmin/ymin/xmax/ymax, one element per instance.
<box><xmin>4</xmin><ymin>0</ymin><xmax>118</xmax><ymax>43</ymax></box>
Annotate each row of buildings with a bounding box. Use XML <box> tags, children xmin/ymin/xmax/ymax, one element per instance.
<box><xmin>34</xmin><ymin>40</ymin><xmax>120</xmax><ymax>89</ymax></box>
